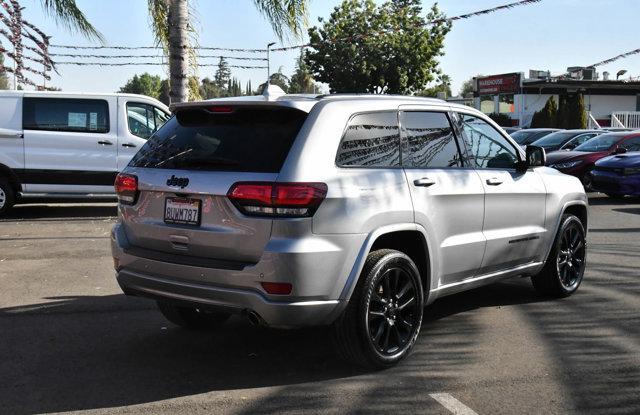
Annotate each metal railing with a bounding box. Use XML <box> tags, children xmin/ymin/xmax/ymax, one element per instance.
<box><xmin>587</xmin><ymin>112</ymin><xmax>601</xmax><ymax>129</ymax></box>
<box><xmin>611</xmin><ymin>111</ymin><xmax>640</xmax><ymax>129</ymax></box>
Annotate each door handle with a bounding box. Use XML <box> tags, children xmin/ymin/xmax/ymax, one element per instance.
<box><xmin>486</xmin><ymin>177</ymin><xmax>503</xmax><ymax>186</ymax></box>
<box><xmin>413</xmin><ymin>177</ymin><xmax>436</xmax><ymax>187</ymax></box>
<box><xmin>121</xmin><ymin>143</ymin><xmax>137</xmax><ymax>148</ymax></box>
<box><xmin>98</xmin><ymin>140</ymin><xmax>113</xmax><ymax>146</ymax></box>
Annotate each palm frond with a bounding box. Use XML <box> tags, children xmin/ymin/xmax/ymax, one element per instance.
<box><xmin>147</xmin><ymin>0</ymin><xmax>170</xmax><ymax>52</ymax></box>
<box><xmin>252</xmin><ymin>0</ymin><xmax>309</xmax><ymax>40</ymax></box>
<box><xmin>39</xmin><ymin>0</ymin><xmax>104</xmax><ymax>42</ymax></box>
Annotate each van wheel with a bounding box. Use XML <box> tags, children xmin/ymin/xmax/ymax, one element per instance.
<box><xmin>331</xmin><ymin>249</ymin><xmax>424</xmax><ymax>369</ymax></box>
<box><xmin>157</xmin><ymin>301</ymin><xmax>231</xmax><ymax>329</ymax></box>
<box><xmin>0</xmin><ymin>178</ymin><xmax>15</xmax><ymax>215</ymax></box>
<box><xmin>532</xmin><ymin>214</ymin><xmax>586</xmax><ymax>298</ymax></box>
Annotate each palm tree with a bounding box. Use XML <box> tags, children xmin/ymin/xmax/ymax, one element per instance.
<box><xmin>37</xmin><ymin>0</ymin><xmax>104</xmax><ymax>41</ymax></box>
<box><xmin>148</xmin><ymin>0</ymin><xmax>309</xmax><ymax>104</ymax></box>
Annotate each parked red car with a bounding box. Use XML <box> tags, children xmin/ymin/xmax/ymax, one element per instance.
<box><xmin>545</xmin><ymin>132</ymin><xmax>640</xmax><ymax>190</ymax></box>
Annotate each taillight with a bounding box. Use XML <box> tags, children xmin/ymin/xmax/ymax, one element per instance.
<box><xmin>227</xmin><ymin>182</ymin><xmax>327</xmax><ymax>217</ymax></box>
<box><xmin>114</xmin><ymin>173</ymin><xmax>138</xmax><ymax>205</ymax></box>
<box><xmin>261</xmin><ymin>282</ymin><xmax>293</xmax><ymax>295</ymax></box>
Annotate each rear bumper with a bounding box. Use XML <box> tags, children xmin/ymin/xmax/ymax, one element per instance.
<box><xmin>111</xmin><ymin>223</ymin><xmax>364</xmax><ymax>328</ymax></box>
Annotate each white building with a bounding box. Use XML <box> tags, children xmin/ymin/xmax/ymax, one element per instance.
<box><xmin>473</xmin><ymin>70</ymin><xmax>640</xmax><ymax>128</ymax></box>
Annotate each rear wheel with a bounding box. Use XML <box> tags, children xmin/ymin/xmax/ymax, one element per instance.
<box><xmin>331</xmin><ymin>249</ymin><xmax>424</xmax><ymax>369</ymax></box>
<box><xmin>157</xmin><ymin>301</ymin><xmax>231</xmax><ymax>330</ymax></box>
<box><xmin>0</xmin><ymin>178</ymin><xmax>15</xmax><ymax>216</ymax></box>
<box><xmin>532</xmin><ymin>214</ymin><xmax>586</xmax><ymax>298</ymax></box>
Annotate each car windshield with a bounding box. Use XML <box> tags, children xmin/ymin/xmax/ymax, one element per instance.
<box><xmin>510</xmin><ymin>130</ymin><xmax>537</xmax><ymax>144</ymax></box>
<box><xmin>573</xmin><ymin>134</ymin><xmax>623</xmax><ymax>152</ymax></box>
<box><xmin>532</xmin><ymin>131</ymin><xmax>577</xmax><ymax>147</ymax></box>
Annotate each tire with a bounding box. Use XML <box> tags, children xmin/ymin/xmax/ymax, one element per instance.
<box><xmin>532</xmin><ymin>214</ymin><xmax>586</xmax><ymax>298</ymax></box>
<box><xmin>157</xmin><ymin>301</ymin><xmax>231</xmax><ymax>330</ymax></box>
<box><xmin>0</xmin><ymin>177</ymin><xmax>15</xmax><ymax>216</ymax></box>
<box><xmin>331</xmin><ymin>249</ymin><xmax>424</xmax><ymax>369</ymax></box>
<box><xmin>605</xmin><ymin>193</ymin><xmax>625</xmax><ymax>199</ymax></box>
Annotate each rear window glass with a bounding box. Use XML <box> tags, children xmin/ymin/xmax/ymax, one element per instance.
<box><xmin>336</xmin><ymin>111</ymin><xmax>400</xmax><ymax>167</ymax></box>
<box><xmin>574</xmin><ymin>133</ymin><xmax>623</xmax><ymax>152</ymax></box>
<box><xmin>129</xmin><ymin>107</ymin><xmax>307</xmax><ymax>173</ymax></box>
<box><xmin>23</xmin><ymin>97</ymin><xmax>109</xmax><ymax>133</ymax></box>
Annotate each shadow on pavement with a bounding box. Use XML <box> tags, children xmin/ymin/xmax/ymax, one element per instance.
<box><xmin>1</xmin><ymin>203</ymin><xmax>117</xmax><ymax>221</ymax></box>
<box><xmin>0</xmin><ymin>280</ymin><xmax>546</xmax><ymax>414</ymax></box>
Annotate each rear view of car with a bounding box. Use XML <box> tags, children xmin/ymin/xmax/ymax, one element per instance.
<box><xmin>591</xmin><ymin>152</ymin><xmax>640</xmax><ymax>197</ymax></box>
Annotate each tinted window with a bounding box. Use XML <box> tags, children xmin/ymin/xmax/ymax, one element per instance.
<box><xmin>401</xmin><ymin>111</ymin><xmax>462</xmax><ymax>168</ymax></box>
<box><xmin>574</xmin><ymin>133</ymin><xmax>624</xmax><ymax>152</ymax></box>
<box><xmin>455</xmin><ymin>113</ymin><xmax>519</xmax><ymax>169</ymax></box>
<box><xmin>620</xmin><ymin>137</ymin><xmax>640</xmax><ymax>151</ymax></box>
<box><xmin>23</xmin><ymin>97</ymin><xmax>109</xmax><ymax>133</ymax></box>
<box><xmin>337</xmin><ymin>112</ymin><xmax>400</xmax><ymax>167</ymax></box>
<box><xmin>127</xmin><ymin>103</ymin><xmax>169</xmax><ymax>139</ymax></box>
<box><xmin>130</xmin><ymin>107</ymin><xmax>307</xmax><ymax>173</ymax></box>
<box><xmin>532</xmin><ymin>131</ymin><xmax>578</xmax><ymax>147</ymax></box>
<box><xmin>510</xmin><ymin>130</ymin><xmax>537</xmax><ymax>144</ymax></box>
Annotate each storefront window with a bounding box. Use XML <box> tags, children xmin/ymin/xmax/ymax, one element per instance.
<box><xmin>499</xmin><ymin>94</ymin><xmax>515</xmax><ymax>113</ymax></box>
<box><xmin>480</xmin><ymin>95</ymin><xmax>495</xmax><ymax>114</ymax></box>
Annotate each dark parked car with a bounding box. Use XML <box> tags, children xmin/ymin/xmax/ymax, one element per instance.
<box><xmin>531</xmin><ymin>130</ymin><xmax>602</xmax><ymax>152</ymax></box>
<box><xmin>546</xmin><ymin>132</ymin><xmax>640</xmax><ymax>190</ymax></box>
<box><xmin>511</xmin><ymin>128</ymin><xmax>561</xmax><ymax>146</ymax></box>
<box><xmin>591</xmin><ymin>152</ymin><xmax>640</xmax><ymax>197</ymax></box>
<box><xmin>503</xmin><ymin>127</ymin><xmax>521</xmax><ymax>135</ymax></box>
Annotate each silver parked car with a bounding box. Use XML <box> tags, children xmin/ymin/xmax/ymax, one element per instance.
<box><xmin>111</xmin><ymin>92</ymin><xmax>588</xmax><ymax>368</ymax></box>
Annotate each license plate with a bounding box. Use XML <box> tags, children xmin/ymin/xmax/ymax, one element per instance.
<box><xmin>164</xmin><ymin>197</ymin><xmax>201</xmax><ymax>226</ymax></box>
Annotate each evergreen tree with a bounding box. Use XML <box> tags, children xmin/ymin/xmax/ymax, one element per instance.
<box><xmin>289</xmin><ymin>51</ymin><xmax>317</xmax><ymax>94</ymax></box>
<box><xmin>119</xmin><ymin>73</ymin><xmax>163</xmax><ymax>99</ymax></box>
<box><xmin>214</xmin><ymin>57</ymin><xmax>231</xmax><ymax>90</ymax></box>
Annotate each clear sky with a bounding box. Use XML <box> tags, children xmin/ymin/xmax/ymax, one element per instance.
<box><xmin>14</xmin><ymin>0</ymin><xmax>640</xmax><ymax>95</ymax></box>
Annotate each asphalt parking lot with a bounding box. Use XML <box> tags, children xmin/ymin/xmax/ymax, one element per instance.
<box><xmin>1</xmin><ymin>195</ymin><xmax>639</xmax><ymax>415</ymax></box>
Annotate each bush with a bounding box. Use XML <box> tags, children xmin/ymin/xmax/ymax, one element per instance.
<box><xmin>531</xmin><ymin>96</ymin><xmax>558</xmax><ymax>128</ymax></box>
<box><xmin>558</xmin><ymin>94</ymin><xmax>587</xmax><ymax>129</ymax></box>
<box><xmin>488</xmin><ymin>112</ymin><xmax>513</xmax><ymax>127</ymax></box>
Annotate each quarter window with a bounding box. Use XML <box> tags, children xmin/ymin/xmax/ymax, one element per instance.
<box><xmin>127</xmin><ymin>103</ymin><xmax>169</xmax><ymax>139</ymax></box>
<box><xmin>336</xmin><ymin>112</ymin><xmax>400</xmax><ymax>167</ymax></box>
<box><xmin>400</xmin><ymin>111</ymin><xmax>462</xmax><ymax>168</ymax></box>
<box><xmin>455</xmin><ymin>113</ymin><xmax>519</xmax><ymax>169</ymax></box>
<box><xmin>23</xmin><ymin>97</ymin><xmax>109</xmax><ymax>133</ymax></box>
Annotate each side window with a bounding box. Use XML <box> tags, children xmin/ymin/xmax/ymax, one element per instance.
<box><xmin>336</xmin><ymin>111</ymin><xmax>400</xmax><ymax>167</ymax></box>
<box><xmin>127</xmin><ymin>103</ymin><xmax>158</xmax><ymax>139</ymax></box>
<box><xmin>23</xmin><ymin>97</ymin><xmax>109</xmax><ymax>133</ymax></box>
<box><xmin>154</xmin><ymin>107</ymin><xmax>170</xmax><ymax>128</ymax></box>
<box><xmin>455</xmin><ymin>113</ymin><xmax>519</xmax><ymax>169</ymax></box>
<box><xmin>620</xmin><ymin>137</ymin><xmax>640</xmax><ymax>151</ymax></box>
<box><xmin>400</xmin><ymin>111</ymin><xmax>462</xmax><ymax>168</ymax></box>
<box><xmin>573</xmin><ymin>134</ymin><xmax>596</xmax><ymax>147</ymax></box>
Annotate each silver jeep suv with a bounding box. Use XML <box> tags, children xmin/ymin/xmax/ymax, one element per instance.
<box><xmin>111</xmin><ymin>92</ymin><xmax>588</xmax><ymax>368</ymax></box>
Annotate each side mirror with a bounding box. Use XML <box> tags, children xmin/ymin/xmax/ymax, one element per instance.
<box><xmin>614</xmin><ymin>147</ymin><xmax>627</xmax><ymax>154</ymax></box>
<box><xmin>525</xmin><ymin>145</ymin><xmax>546</xmax><ymax>168</ymax></box>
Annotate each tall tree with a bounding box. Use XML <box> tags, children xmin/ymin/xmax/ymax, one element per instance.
<box><xmin>459</xmin><ymin>75</ymin><xmax>483</xmax><ymax>97</ymax></box>
<box><xmin>305</xmin><ymin>0</ymin><xmax>451</xmax><ymax>94</ymax></box>
<box><xmin>148</xmin><ymin>0</ymin><xmax>309</xmax><ymax>103</ymax></box>
<box><xmin>289</xmin><ymin>51</ymin><xmax>317</xmax><ymax>93</ymax></box>
<box><xmin>214</xmin><ymin>57</ymin><xmax>231</xmax><ymax>90</ymax></box>
<box><xmin>36</xmin><ymin>0</ymin><xmax>104</xmax><ymax>41</ymax></box>
<box><xmin>418</xmin><ymin>73</ymin><xmax>452</xmax><ymax>98</ymax></box>
<box><xmin>0</xmin><ymin>54</ymin><xmax>9</xmax><ymax>90</ymax></box>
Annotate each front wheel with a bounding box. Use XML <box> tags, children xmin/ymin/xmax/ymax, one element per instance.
<box><xmin>0</xmin><ymin>178</ymin><xmax>15</xmax><ymax>216</ymax></box>
<box><xmin>532</xmin><ymin>214</ymin><xmax>586</xmax><ymax>298</ymax></box>
<box><xmin>157</xmin><ymin>301</ymin><xmax>231</xmax><ymax>330</ymax></box>
<box><xmin>331</xmin><ymin>249</ymin><xmax>424</xmax><ymax>369</ymax></box>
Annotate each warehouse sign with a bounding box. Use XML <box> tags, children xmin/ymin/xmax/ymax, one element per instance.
<box><xmin>476</xmin><ymin>73</ymin><xmax>521</xmax><ymax>94</ymax></box>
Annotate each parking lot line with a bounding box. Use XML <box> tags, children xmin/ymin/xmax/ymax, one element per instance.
<box><xmin>429</xmin><ymin>393</ymin><xmax>479</xmax><ymax>415</ymax></box>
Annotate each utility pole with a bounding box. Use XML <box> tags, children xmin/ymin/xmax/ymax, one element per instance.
<box><xmin>266</xmin><ymin>42</ymin><xmax>275</xmax><ymax>84</ymax></box>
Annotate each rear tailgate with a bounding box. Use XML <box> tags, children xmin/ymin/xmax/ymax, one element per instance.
<box><xmin>118</xmin><ymin>105</ymin><xmax>308</xmax><ymax>266</ymax></box>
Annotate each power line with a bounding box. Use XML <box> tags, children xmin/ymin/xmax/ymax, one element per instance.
<box><xmin>49</xmin><ymin>52</ymin><xmax>267</xmax><ymax>61</ymax></box>
<box><xmin>51</xmin><ymin>44</ymin><xmax>267</xmax><ymax>53</ymax></box>
<box><xmin>55</xmin><ymin>61</ymin><xmax>267</xmax><ymax>69</ymax></box>
<box><xmin>588</xmin><ymin>47</ymin><xmax>640</xmax><ymax>69</ymax></box>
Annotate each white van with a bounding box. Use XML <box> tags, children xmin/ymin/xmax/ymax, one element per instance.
<box><xmin>0</xmin><ymin>91</ymin><xmax>170</xmax><ymax>214</ymax></box>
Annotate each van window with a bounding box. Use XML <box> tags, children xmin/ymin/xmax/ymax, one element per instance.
<box><xmin>127</xmin><ymin>103</ymin><xmax>168</xmax><ymax>139</ymax></box>
<box><xmin>400</xmin><ymin>111</ymin><xmax>462</xmax><ymax>168</ymax></box>
<box><xmin>130</xmin><ymin>107</ymin><xmax>307</xmax><ymax>173</ymax></box>
<box><xmin>336</xmin><ymin>112</ymin><xmax>400</xmax><ymax>167</ymax></box>
<box><xmin>23</xmin><ymin>98</ymin><xmax>109</xmax><ymax>133</ymax></box>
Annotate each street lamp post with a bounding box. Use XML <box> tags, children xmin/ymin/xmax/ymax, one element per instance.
<box><xmin>267</xmin><ymin>42</ymin><xmax>276</xmax><ymax>84</ymax></box>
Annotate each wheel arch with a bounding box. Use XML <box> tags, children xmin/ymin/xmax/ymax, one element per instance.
<box><xmin>0</xmin><ymin>163</ymin><xmax>22</xmax><ymax>194</ymax></box>
<box><xmin>542</xmin><ymin>201</ymin><xmax>588</xmax><ymax>266</ymax></box>
<box><xmin>339</xmin><ymin>223</ymin><xmax>435</xmax><ymax>304</ymax></box>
